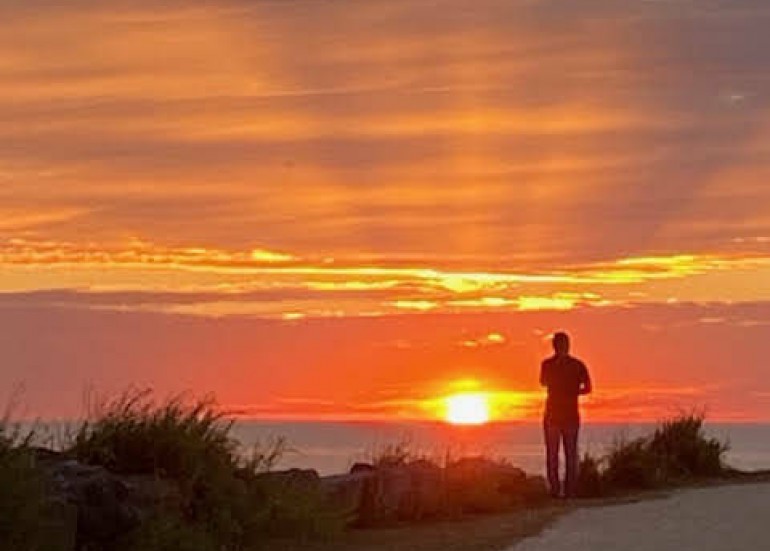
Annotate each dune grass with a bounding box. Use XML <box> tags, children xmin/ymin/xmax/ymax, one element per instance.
<box><xmin>70</xmin><ymin>389</ymin><xmax>238</xmax><ymax>478</ymax></box>
<box><xmin>67</xmin><ymin>389</ymin><xmax>344</xmax><ymax>551</ymax></box>
<box><xmin>579</xmin><ymin>412</ymin><xmax>729</xmax><ymax>496</ymax></box>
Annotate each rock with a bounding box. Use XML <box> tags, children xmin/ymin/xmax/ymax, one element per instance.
<box><xmin>324</xmin><ymin>458</ymin><xmax>545</xmax><ymax>525</ymax></box>
<box><xmin>350</xmin><ymin>462</ymin><xmax>375</xmax><ymax>473</ymax></box>
<box><xmin>255</xmin><ymin>468</ymin><xmax>321</xmax><ymax>492</ymax></box>
<box><xmin>445</xmin><ymin>457</ymin><xmax>508</xmax><ymax>513</ymax></box>
<box><xmin>331</xmin><ymin>460</ymin><xmax>446</xmax><ymax>525</ymax></box>
<box><xmin>33</xmin><ymin>449</ymin><xmax>143</xmax><ymax>550</ymax></box>
<box><xmin>445</xmin><ymin>457</ymin><xmax>547</xmax><ymax>512</ymax></box>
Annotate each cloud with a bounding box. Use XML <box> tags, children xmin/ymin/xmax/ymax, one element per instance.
<box><xmin>1</xmin><ymin>237</ymin><xmax>769</xmax><ymax>317</ymax></box>
<box><xmin>458</xmin><ymin>332</ymin><xmax>507</xmax><ymax>348</ymax></box>
<box><xmin>0</xmin><ymin>207</ymin><xmax>88</xmax><ymax>231</ymax></box>
<box><xmin>226</xmin><ymin>397</ymin><xmax>430</xmax><ymax>421</ymax></box>
<box><xmin>1</xmin><ymin>1</ymin><xmax>770</xmax><ymax>420</ymax></box>
<box><xmin>1</xmin><ymin>0</ymin><xmax>769</xmax><ymax>264</ymax></box>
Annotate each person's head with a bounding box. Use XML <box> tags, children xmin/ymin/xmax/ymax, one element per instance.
<box><xmin>552</xmin><ymin>332</ymin><xmax>570</xmax><ymax>356</ymax></box>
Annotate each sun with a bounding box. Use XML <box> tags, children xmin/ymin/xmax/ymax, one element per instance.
<box><xmin>444</xmin><ymin>392</ymin><xmax>491</xmax><ymax>425</ymax></box>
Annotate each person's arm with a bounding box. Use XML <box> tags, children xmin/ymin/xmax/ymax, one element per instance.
<box><xmin>579</xmin><ymin>364</ymin><xmax>592</xmax><ymax>395</ymax></box>
<box><xmin>540</xmin><ymin>361</ymin><xmax>548</xmax><ymax>387</ymax></box>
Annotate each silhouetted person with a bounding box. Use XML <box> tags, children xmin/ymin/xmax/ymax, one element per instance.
<box><xmin>540</xmin><ymin>331</ymin><xmax>592</xmax><ymax>498</ymax></box>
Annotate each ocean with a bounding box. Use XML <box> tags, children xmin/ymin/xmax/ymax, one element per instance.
<box><xmin>232</xmin><ymin>421</ymin><xmax>770</xmax><ymax>476</ymax></box>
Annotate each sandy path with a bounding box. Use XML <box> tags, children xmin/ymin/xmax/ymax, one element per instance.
<box><xmin>505</xmin><ymin>483</ymin><xmax>770</xmax><ymax>551</ymax></box>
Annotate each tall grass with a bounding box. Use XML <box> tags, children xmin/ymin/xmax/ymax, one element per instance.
<box><xmin>648</xmin><ymin>413</ymin><xmax>727</xmax><ymax>479</ymax></box>
<box><xmin>579</xmin><ymin>412</ymin><xmax>729</xmax><ymax>496</ymax></box>
<box><xmin>67</xmin><ymin>389</ymin><xmax>343</xmax><ymax>550</ymax></box>
<box><xmin>71</xmin><ymin>389</ymin><xmax>237</xmax><ymax>479</ymax></box>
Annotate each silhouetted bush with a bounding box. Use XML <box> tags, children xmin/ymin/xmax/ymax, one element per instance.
<box><xmin>648</xmin><ymin>413</ymin><xmax>727</xmax><ymax>480</ymax></box>
<box><xmin>576</xmin><ymin>453</ymin><xmax>604</xmax><ymax>497</ymax></box>
<box><xmin>67</xmin><ymin>389</ymin><xmax>343</xmax><ymax>550</ymax></box>
<box><xmin>370</xmin><ymin>440</ymin><xmax>416</xmax><ymax>468</ymax></box>
<box><xmin>70</xmin><ymin>389</ymin><xmax>238</xmax><ymax>480</ymax></box>
<box><xmin>577</xmin><ymin>413</ymin><xmax>729</xmax><ymax>496</ymax></box>
<box><xmin>118</xmin><ymin>512</ymin><xmax>216</xmax><ymax>551</ymax></box>
<box><xmin>604</xmin><ymin>435</ymin><xmax>661</xmax><ymax>490</ymax></box>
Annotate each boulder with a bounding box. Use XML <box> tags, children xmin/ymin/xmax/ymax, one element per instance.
<box><xmin>350</xmin><ymin>462</ymin><xmax>375</xmax><ymax>474</ymax></box>
<box><xmin>445</xmin><ymin>457</ymin><xmax>547</xmax><ymax>512</ymax></box>
<box><xmin>254</xmin><ymin>468</ymin><xmax>321</xmax><ymax>492</ymax></box>
<box><xmin>325</xmin><ymin>460</ymin><xmax>446</xmax><ymax>525</ymax></box>
<box><xmin>323</xmin><ymin>458</ymin><xmax>546</xmax><ymax>525</ymax></box>
<box><xmin>33</xmin><ymin>449</ymin><xmax>149</xmax><ymax>550</ymax></box>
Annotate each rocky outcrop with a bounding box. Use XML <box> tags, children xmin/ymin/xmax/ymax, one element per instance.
<box><xmin>29</xmin><ymin>448</ymin><xmax>548</xmax><ymax>545</ymax></box>
<box><xmin>321</xmin><ymin>458</ymin><xmax>548</xmax><ymax>526</ymax></box>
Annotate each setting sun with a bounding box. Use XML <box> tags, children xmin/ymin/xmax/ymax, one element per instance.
<box><xmin>445</xmin><ymin>392</ymin><xmax>491</xmax><ymax>425</ymax></box>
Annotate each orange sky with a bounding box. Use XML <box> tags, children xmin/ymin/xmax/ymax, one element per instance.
<box><xmin>1</xmin><ymin>0</ymin><xmax>769</xmax><ymax>421</ymax></box>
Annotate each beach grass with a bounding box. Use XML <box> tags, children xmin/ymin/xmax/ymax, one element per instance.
<box><xmin>580</xmin><ymin>412</ymin><xmax>730</xmax><ymax>495</ymax></box>
<box><xmin>67</xmin><ymin>388</ymin><xmax>344</xmax><ymax>551</ymax></box>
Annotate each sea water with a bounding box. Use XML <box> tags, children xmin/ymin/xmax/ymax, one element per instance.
<box><xmin>232</xmin><ymin>421</ymin><xmax>770</xmax><ymax>476</ymax></box>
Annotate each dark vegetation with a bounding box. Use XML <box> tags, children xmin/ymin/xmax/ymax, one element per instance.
<box><xmin>0</xmin><ymin>421</ymin><xmax>68</xmax><ymax>551</ymax></box>
<box><xmin>2</xmin><ymin>390</ymin><xmax>343</xmax><ymax>551</ymax></box>
<box><xmin>577</xmin><ymin>413</ymin><xmax>730</xmax><ymax>497</ymax></box>
<box><xmin>69</xmin><ymin>390</ymin><xmax>344</xmax><ymax>550</ymax></box>
<box><xmin>0</xmin><ymin>395</ymin><xmax>744</xmax><ymax>551</ymax></box>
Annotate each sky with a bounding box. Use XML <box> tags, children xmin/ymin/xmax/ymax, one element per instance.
<box><xmin>1</xmin><ymin>0</ymin><xmax>769</xmax><ymax>421</ymax></box>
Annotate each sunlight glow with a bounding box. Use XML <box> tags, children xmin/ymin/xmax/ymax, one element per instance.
<box><xmin>444</xmin><ymin>392</ymin><xmax>491</xmax><ymax>425</ymax></box>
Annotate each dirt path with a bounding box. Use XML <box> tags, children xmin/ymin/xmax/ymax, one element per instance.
<box><xmin>504</xmin><ymin>483</ymin><xmax>770</xmax><ymax>551</ymax></box>
<box><xmin>277</xmin><ymin>506</ymin><xmax>565</xmax><ymax>551</ymax></box>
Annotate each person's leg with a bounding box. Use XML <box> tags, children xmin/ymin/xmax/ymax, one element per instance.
<box><xmin>563</xmin><ymin>423</ymin><xmax>580</xmax><ymax>498</ymax></box>
<box><xmin>544</xmin><ymin>420</ymin><xmax>561</xmax><ymax>497</ymax></box>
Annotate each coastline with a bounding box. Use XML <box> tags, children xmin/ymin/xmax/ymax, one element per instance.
<box><xmin>7</xmin><ymin>400</ymin><xmax>770</xmax><ymax>551</ymax></box>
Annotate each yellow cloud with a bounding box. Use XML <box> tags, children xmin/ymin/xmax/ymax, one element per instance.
<box><xmin>392</xmin><ymin>300</ymin><xmax>438</xmax><ymax>311</ymax></box>
<box><xmin>1</xmin><ymin>238</ymin><xmax>769</xmax><ymax>316</ymax></box>
<box><xmin>250</xmin><ymin>249</ymin><xmax>296</xmax><ymax>263</ymax></box>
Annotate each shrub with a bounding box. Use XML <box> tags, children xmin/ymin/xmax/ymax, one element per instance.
<box><xmin>249</xmin><ymin>472</ymin><xmax>344</xmax><ymax>543</ymax></box>
<box><xmin>648</xmin><ymin>413</ymin><xmax>727</xmax><ymax>480</ymax></box>
<box><xmin>369</xmin><ymin>439</ymin><xmax>418</xmax><ymax>468</ymax></box>
<box><xmin>596</xmin><ymin>413</ymin><xmax>729</xmax><ymax>493</ymax></box>
<box><xmin>603</xmin><ymin>435</ymin><xmax>661</xmax><ymax>490</ymax></box>
<box><xmin>116</xmin><ymin>511</ymin><xmax>216</xmax><ymax>551</ymax></box>
<box><xmin>576</xmin><ymin>452</ymin><xmax>604</xmax><ymax>497</ymax></box>
<box><xmin>70</xmin><ymin>389</ymin><xmax>238</xmax><ymax>480</ymax></box>
<box><xmin>67</xmin><ymin>389</ymin><xmax>342</xmax><ymax>550</ymax></box>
